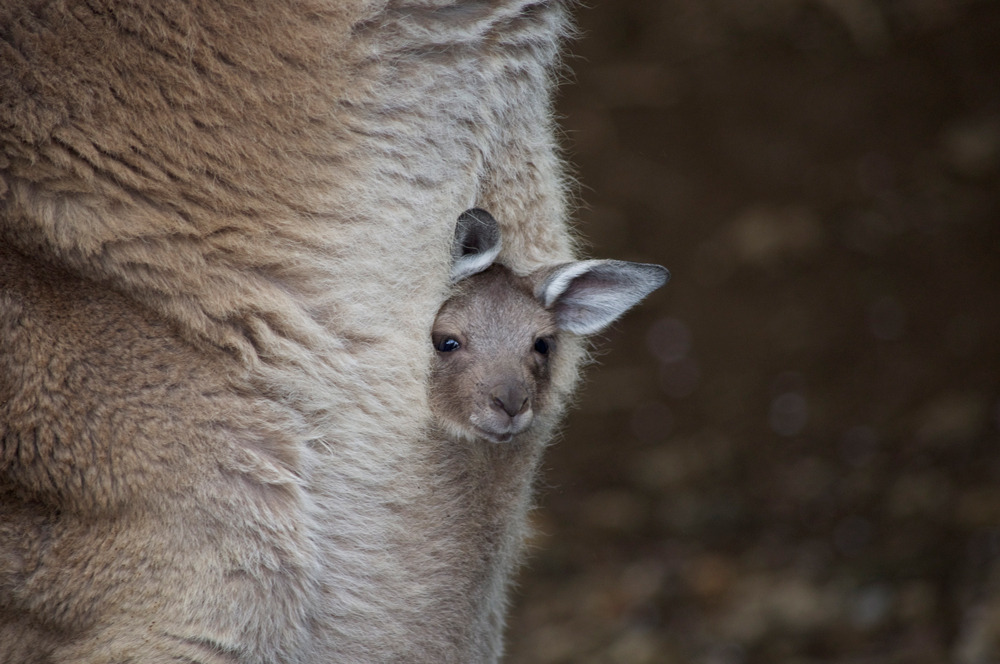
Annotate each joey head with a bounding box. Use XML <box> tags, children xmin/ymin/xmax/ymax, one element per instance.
<box><xmin>430</xmin><ymin>209</ymin><xmax>670</xmax><ymax>444</ymax></box>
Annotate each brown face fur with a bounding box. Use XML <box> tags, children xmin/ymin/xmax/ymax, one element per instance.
<box><xmin>430</xmin><ymin>265</ymin><xmax>556</xmax><ymax>444</ymax></box>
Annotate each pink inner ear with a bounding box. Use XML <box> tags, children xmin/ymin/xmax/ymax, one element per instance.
<box><xmin>537</xmin><ymin>260</ymin><xmax>605</xmax><ymax>308</ymax></box>
<box><xmin>451</xmin><ymin>210</ymin><xmax>502</xmax><ymax>282</ymax></box>
<box><xmin>544</xmin><ymin>261</ymin><xmax>669</xmax><ymax>336</ymax></box>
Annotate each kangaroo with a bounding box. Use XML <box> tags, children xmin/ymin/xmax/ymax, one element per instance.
<box><xmin>432</xmin><ymin>209</ymin><xmax>669</xmax><ymax>447</ymax></box>
<box><xmin>1</xmin><ymin>1</ymin><xmax>620</xmax><ymax>662</ymax></box>
<box><xmin>421</xmin><ymin>210</ymin><xmax>668</xmax><ymax>659</ymax></box>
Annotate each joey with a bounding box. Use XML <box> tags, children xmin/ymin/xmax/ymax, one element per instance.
<box><xmin>431</xmin><ymin>209</ymin><xmax>669</xmax><ymax>444</ymax></box>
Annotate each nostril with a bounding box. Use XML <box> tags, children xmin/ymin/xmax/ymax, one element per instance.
<box><xmin>515</xmin><ymin>395</ymin><xmax>530</xmax><ymax>415</ymax></box>
<box><xmin>490</xmin><ymin>384</ymin><xmax>530</xmax><ymax>418</ymax></box>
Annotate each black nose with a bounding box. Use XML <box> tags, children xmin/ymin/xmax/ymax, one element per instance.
<box><xmin>490</xmin><ymin>383</ymin><xmax>530</xmax><ymax>418</ymax></box>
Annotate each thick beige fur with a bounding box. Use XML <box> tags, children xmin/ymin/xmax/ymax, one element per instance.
<box><xmin>0</xmin><ymin>1</ymin><xmax>580</xmax><ymax>662</ymax></box>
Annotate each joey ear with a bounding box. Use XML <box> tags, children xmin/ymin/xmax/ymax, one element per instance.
<box><xmin>451</xmin><ymin>208</ymin><xmax>502</xmax><ymax>282</ymax></box>
<box><xmin>535</xmin><ymin>260</ymin><xmax>670</xmax><ymax>335</ymax></box>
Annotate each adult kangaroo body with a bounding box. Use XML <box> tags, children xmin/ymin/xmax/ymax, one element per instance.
<box><xmin>0</xmin><ymin>1</ymin><xmax>577</xmax><ymax>662</ymax></box>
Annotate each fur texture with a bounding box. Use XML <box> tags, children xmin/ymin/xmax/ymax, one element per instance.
<box><xmin>1</xmin><ymin>1</ymin><xmax>577</xmax><ymax>661</ymax></box>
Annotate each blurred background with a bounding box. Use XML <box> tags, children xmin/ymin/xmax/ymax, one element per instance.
<box><xmin>506</xmin><ymin>1</ymin><xmax>1000</xmax><ymax>662</ymax></box>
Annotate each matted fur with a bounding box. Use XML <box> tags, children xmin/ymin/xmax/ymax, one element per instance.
<box><xmin>0</xmin><ymin>1</ymin><xmax>580</xmax><ymax>662</ymax></box>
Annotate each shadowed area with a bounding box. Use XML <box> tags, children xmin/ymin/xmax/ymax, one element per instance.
<box><xmin>508</xmin><ymin>1</ymin><xmax>1000</xmax><ymax>662</ymax></box>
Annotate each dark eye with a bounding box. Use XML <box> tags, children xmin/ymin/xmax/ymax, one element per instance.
<box><xmin>435</xmin><ymin>336</ymin><xmax>461</xmax><ymax>352</ymax></box>
<box><xmin>533</xmin><ymin>337</ymin><xmax>550</xmax><ymax>355</ymax></box>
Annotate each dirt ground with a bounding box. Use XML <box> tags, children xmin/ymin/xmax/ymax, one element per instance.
<box><xmin>505</xmin><ymin>1</ymin><xmax>1000</xmax><ymax>662</ymax></box>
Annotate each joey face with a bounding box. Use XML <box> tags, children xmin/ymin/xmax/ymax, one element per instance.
<box><xmin>430</xmin><ymin>265</ymin><xmax>556</xmax><ymax>444</ymax></box>
<box><xmin>434</xmin><ymin>208</ymin><xmax>668</xmax><ymax>444</ymax></box>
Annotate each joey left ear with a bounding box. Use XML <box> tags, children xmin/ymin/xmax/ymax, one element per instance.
<box><xmin>450</xmin><ymin>208</ymin><xmax>502</xmax><ymax>282</ymax></box>
<box><xmin>535</xmin><ymin>260</ymin><xmax>670</xmax><ymax>335</ymax></box>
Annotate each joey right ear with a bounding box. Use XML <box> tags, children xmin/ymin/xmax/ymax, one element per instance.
<box><xmin>451</xmin><ymin>208</ymin><xmax>502</xmax><ymax>282</ymax></box>
<box><xmin>535</xmin><ymin>260</ymin><xmax>670</xmax><ymax>335</ymax></box>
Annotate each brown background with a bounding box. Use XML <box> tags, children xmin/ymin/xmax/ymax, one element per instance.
<box><xmin>507</xmin><ymin>1</ymin><xmax>1000</xmax><ymax>662</ymax></box>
